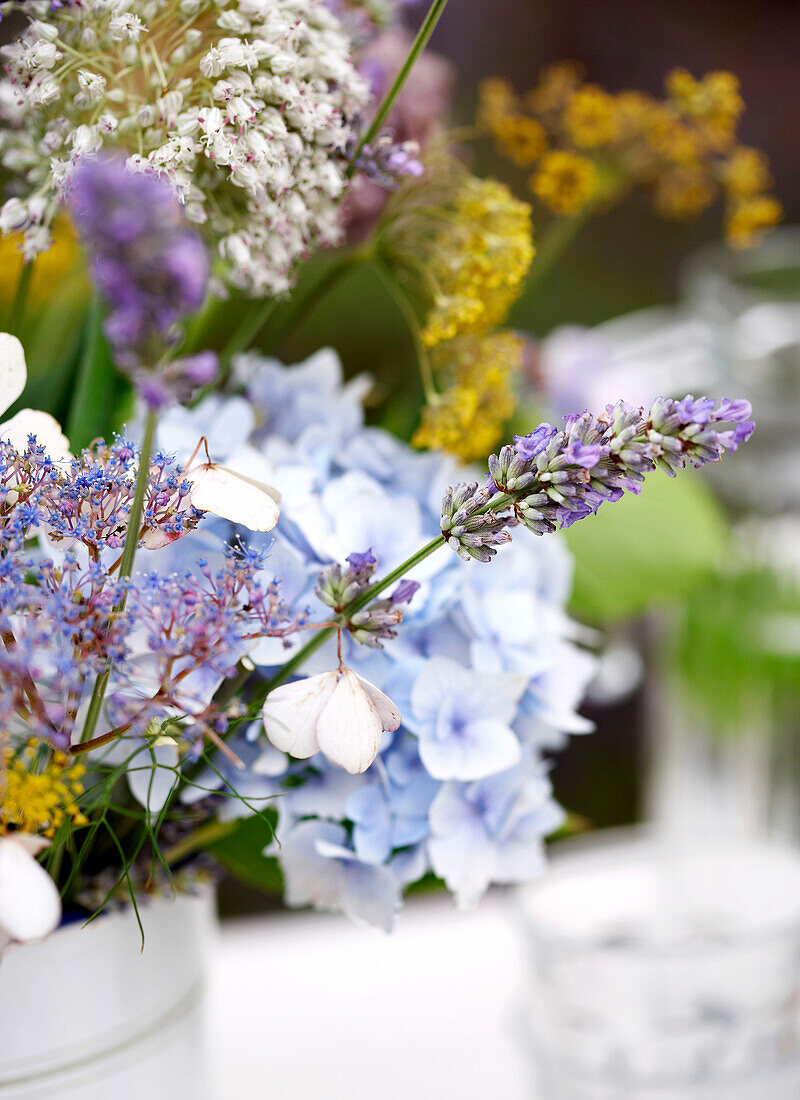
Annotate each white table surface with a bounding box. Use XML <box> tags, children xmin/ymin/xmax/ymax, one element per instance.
<box><xmin>207</xmin><ymin>893</ymin><xmax>531</xmax><ymax>1099</ymax></box>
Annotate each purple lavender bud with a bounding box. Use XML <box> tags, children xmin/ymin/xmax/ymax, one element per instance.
<box><xmin>359</xmin><ymin>59</ymin><xmax>388</xmax><ymax>99</ymax></box>
<box><xmin>718</xmin><ymin>420</ymin><xmax>755</xmax><ymax>452</ymax></box>
<box><xmin>181</xmin><ymin>351</ymin><xmax>219</xmax><ymax>387</ymax></box>
<box><xmin>391</xmin><ymin>579</ymin><xmax>420</xmax><ymax>605</ymax></box>
<box><xmin>68</xmin><ymin>154</ymin><xmax>210</xmax><ymax>393</ymax></box>
<box><xmin>138</xmin><ymin>375</ymin><xmax>172</xmax><ymax>411</ymax></box>
<box><xmin>353</xmin><ymin>130</ymin><xmax>426</xmax><ymax>191</ymax></box>
<box><xmin>676</xmin><ymin>396</ymin><xmax>716</xmax><ymax>425</ymax></box>
<box><xmin>566</xmin><ymin>440</ymin><xmax>603</xmax><ymax>468</ymax></box>
<box><xmin>514</xmin><ymin>424</ymin><xmax>557</xmax><ymax>461</ymax></box>
<box><xmin>715</xmin><ymin>398</ymin><xmax>753</xmax><ymax>423</ymax></box>
<box><xmin>347</xmin><ymin>549</ymin><xmax>378</xmax><ymax>572</ymax></box>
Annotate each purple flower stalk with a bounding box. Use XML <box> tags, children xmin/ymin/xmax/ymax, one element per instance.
<box><xmin>443</xmin><ymin>395</ymin><xmax>754</xmax><ymax>560</ymax></box>
<box><xmin>316</xmin><ymin>550</ymin><xmax>420</xmax><ymax>647</ymax></box>
<box><xmin>68</xmin><ymin>154</ymin><xmax>214</xmax><ymax>405</ymax></box>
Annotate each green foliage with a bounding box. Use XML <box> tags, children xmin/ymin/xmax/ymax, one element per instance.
<box><xmin>564</xmin><ymin>471</ymin><xmax>728</xmax><ymax>621</ymax></box>
<box><xmin>208</xmin><ymin>812</ymin><xmax>284</xmax><ymax>895</ymax></box>
<box><xmin>676</xmin><ymin>565</ymin><xmax>800</xmax><ymax>728</ymax></box>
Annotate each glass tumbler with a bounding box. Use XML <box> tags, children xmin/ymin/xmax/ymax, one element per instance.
<box><xmin>516</xmin><ymin>828</ymin><xmax>800</xmax><ymax>1100</ymax></box>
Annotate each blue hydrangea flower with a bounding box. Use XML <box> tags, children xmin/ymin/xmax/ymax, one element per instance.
<box><xmin>276</xmin><ymin>819</ymin><xmax>403</xmax><ymax>931</ymax></box>
<box><xmin>405</xmin><ymin>656</ymin><xmax>527</xmax><ymax>781</ymax></box>
<box><xmin>428</xmin><ymin>755</ymin><xmax>566</xmax><ymax>909</ymax></box>
<box><xmin>346</xmin><ymin>734</ymin><xmax>439</xmax><ymax>863</ymax></box>
<box><xmin>151</xmin><ymin>348</ymin><xmax>597</xmax><ymax>926</ymax></box>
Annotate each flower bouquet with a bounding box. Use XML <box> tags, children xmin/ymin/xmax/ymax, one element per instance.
<box><xmin>0</xmin><ymin>0</ymin><xmax>771</xmax><ymax>964</ymax></box>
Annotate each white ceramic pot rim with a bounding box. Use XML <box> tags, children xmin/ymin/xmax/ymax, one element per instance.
<box><xmin>0</xmin><ymin>891</ymin><xmax>213</xmax><ymax>1092</ymax></box>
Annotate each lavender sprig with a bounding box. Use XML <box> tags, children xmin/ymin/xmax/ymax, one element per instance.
<box><xmin>230</xmin><ymin>392</ymin><xmax>753</xmax><ymax>732</ymax></box>
<box><xmin>442</xmin><ymin>395</ymin><xmax>754</xmax><ymax>559</ymax></box>
<box><xmin>68</xmin><ymin>155</ymin><xmax>217</xmax><ymax>408</ymax></box>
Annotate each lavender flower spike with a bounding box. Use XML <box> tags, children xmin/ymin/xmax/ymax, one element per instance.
<box><xmin>440</xmin><ymin>482</ymin><xmax>512</xmax><ymax>563</ymax></box>
<box><xmin>442</xmin><ymin>395</ymin><xmax>753</xmax><ymax>560</ymax></box>
<box><xmin>68</xmin><ymin>155</ymin><xmax>213</xmax><ymax>405</ymax></box>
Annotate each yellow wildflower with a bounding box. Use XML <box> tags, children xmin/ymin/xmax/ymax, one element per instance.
<box><xmin>477</xmin><ymin>77</ymin><xmax>516</xmax><ymax>129</ymax></box>
<box><xmin>413</xmin><ymin>332</ymin><xmax>522</xmax><ymax>461</ymax></box>
<box><xmin>666</xmin><ymin>68</ymin><xmax>744</xmax><ymax>123</ymax></box>
<box><xmin>645</xmin><ymin>108</ymin><xmax>703</xmax><ymax>166</ymax></box>
<box><xmin>524</xmin><ymin>61</ymin><xmax>584</xmax><ymax>115</ymax></box>
<box><xmin>666</xmin><ymin>69</ymin><xmax>743</xmax><ymax>151</ymax></box>
<box><xmin>722</xmin><ymin>146</ymin><xmax>773</xmax><ymax>197</ymax></box>
<box><xmin>563</xmin><ymin>85</ymin><xmax>620</xmax><ymax>148</ymax></box>
<box><xmin>491</xmin><ymin>115</ymin><xmax>548</xmax><ymax>167</ymax></box>
<box><xmin>725</xmin><ymin>195</ymin><xmax>783</xmax><ymax>249</ymax></box>
<box><xmin>614</xmin><ymin>91</ymin><xmax>658</xmax><ymax>138</ymax></box>
<box><xmin>478</xmin><ymin>62</ymin><xmax>779</xmax><ymax>249</ymax></box>
<box><xmin>530</xmin><ymin>150</ymin><xmax>597</xmax><ymax>216</ymax></box>
<box><xmin>420</xmin><ymin>176</ymin><xmax>534</xmax><ymax>347</ymax></box>
<box><xmin>654</xmin><ymin>166</ymin><xmax>717</xmax><ymax>219</ymax></box>
<box><xmin>1</xmin><ymin>741</ymin><xmax>88</xmax><ymax>838</ymax></box>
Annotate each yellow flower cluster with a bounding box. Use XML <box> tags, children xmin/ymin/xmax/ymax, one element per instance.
<box><xmin>1</xmin><ymin>741</ymin><xmax>87</xmax><ymax>838</ymax></box>
<box><xmin>412</xmin><ymin>332</ymin><xmax>522</xmax><ymax>461</ymax></box>
<box><xmin>420</xmin><ymin>177</ymin><xmax>534</xmax><ymax>347</ymax></box>
<box><xmin>479</xmin><ymin>63</ymin><xmax>782</xmax><ymax>246</ymax></box>
<box><xmin>531</xmin><ymin>151</ymin><xmax>598</xmax><ymax>216</ymax></box>
<box><xmin>378</xmin><ymin>165</ymin><xmax>534</xmax><ymax>460</ymax></box>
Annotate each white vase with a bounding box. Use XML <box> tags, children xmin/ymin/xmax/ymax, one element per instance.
<box><xmin>0</xmin><ymin>891</ymin><xmax>215</xmax><ymax>1099</ymax></box>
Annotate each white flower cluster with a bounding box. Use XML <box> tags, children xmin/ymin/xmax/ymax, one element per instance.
<box><xmin>0</xmin><ymin>0</ymin><xmax>369</xmax><ymax>294</ymax></box>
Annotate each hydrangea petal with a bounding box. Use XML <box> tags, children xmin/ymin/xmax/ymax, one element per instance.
<box><xmin>316</xmin><ymin>669</ymin><xmax>386</xmax><ymax>774</ymax></box>
<box><xmin>0</xmin><ymin>332</ymin><xmax>26</xmax><ymax>419</ymax></box>
<box><xmin>355</xmin><ymin>674</ymin><xmax>402</xmax><ymax>733</ymax></box>
<box><xmin>262</xmin><ymin>671</ymin><xmax>338</xmax><ymax>759</ymax></box>
<box><xmin>0</xmin><ymin>836</ymin><xmax>61</xmax><ymax>944</ymax></box>
<box><xmin>188</xmin><ymin>464</ymin><xmax>280</xmax><ymax>532</ymax></box>
<box><xmin>422</xmin><ymin>715</ymin><xmax>522</xmax><ymax>781</ymax></box>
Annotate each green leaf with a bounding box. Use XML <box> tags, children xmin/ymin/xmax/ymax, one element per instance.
<box><xmin>207</xmin><ymin>812</ymin><xmax>283</xmax><ymax>895</ymax></box>
<box><xmin>564</xmin><ymin>472</ymin><xmax>728</xmax><ymax>621</ymax></box>
<box><xmin>66</xmin><ymin>293</ymin><xmax>129</xmax><ymax>449</ymax></box>
<box><xmin>676</xmin><ymin>565</ymin><xmax>800</xmax><ymax>730</ymax></box>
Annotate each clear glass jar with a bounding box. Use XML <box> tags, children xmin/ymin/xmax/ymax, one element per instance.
<box><xmin>680</xmin><ymin>226</ymin><xmax>800</xmax><ymax>517</ymax></box>
<box><xmin>647</xmin><ymin>227</ymin><xmax>800</xmax><ymax>842</ymax></box>
<box><xmin>516</xmin><ymin>828</ymin><xmax>800</xmax><ymax>1100</ymax></box>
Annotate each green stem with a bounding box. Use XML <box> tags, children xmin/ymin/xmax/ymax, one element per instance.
<box><xmin>219</xmin><ymin>297</ymin><xmax>278</xmax><ymax>367</ymax></box>
<box><xmin>117</xmin><ymin>408</ymin><xmax>157</xmax><ymax>580</ymax></box>
<box><xmin>164</xmin><ymin>819</ymin><xmax>237</xmax><ymax>865</ymax></box>
<box><xmin>79</xmin><ymin>408</ymin><xmax>158</xmax><ymax>746</ymax></box>
<box><xmin>525</xmin><ymin>211</ymin><xmax>591</xmax><ymax>295</ymax></box>
<box><xmin>374</xmin><ymin>261</ymin><xmax>438</xmax><ymax>403</ymax></box>
<box><xmin>9</xmin><ymin>260</ymin><xmax>34</xmax><ymax>334</ymax></box>
<box><xmin>238</xmin><ymin>534</ymin><xmax>445</xmax><ymax>723</ymax></box>
<box><xmin>218</xmin><ymin>253</ymin><xmax>361</xmax><ymax>365</ymax></box>
<box><xmin>262</xmin><ymin>253</ymin><xmax>361</xmax><ymax>351</ymax></box>
<box><xmin>347</xmin><ymin>0</ymin><xmax>451</xmax><ymax>177</ymax></box>
<box><xmin>66</xmin><ymin>293</ymin><xmax>114</xmax><ymax>449</ymax></box>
